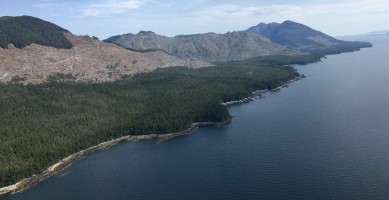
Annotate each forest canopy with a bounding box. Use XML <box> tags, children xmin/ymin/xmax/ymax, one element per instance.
<box><xmin>0</xmin><ymin>16</ymin><xmax>73</xmax><ymax>49</ymax></box>
<box><xmin>0</xmin><ymin>55</ymin><xmax>310</xmax><ymax>187</ymax></box>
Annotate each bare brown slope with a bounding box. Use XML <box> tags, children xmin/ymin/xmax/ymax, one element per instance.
<box><xmin>0</xmin><ymin>33</ymin><xmax>210</xmax><ymax>84</ymax></box>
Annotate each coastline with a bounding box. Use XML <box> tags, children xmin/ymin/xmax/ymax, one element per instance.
<box><xmin>0</xmin><ymin>74</ymin><xmax>303</xmax><ymax>196</ymax></box>
<box><xmin>222</xmin><ymin>75</ymin><xmax>304</xmax><ymax>107</ymax></box>
<box><xmin>0</xmin><ymin>119</ymin><xmax>231</xmax><ymax>196</ymax></box>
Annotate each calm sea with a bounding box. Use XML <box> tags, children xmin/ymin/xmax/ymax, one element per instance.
<box><xmin>3</xmin><ymin>35</ymin><xmax>389</xmax><ymax>200</ymax></box>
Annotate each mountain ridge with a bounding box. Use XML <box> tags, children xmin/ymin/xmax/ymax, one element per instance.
<box><xmin>107</xmin><ymin>20</ymin><xmax>371</xmax><ymax>62</ymax></box>
<box><xmin>104</xmin><ymin>31</ymin><xmax>302</xmax><ymax>62</ymax></box>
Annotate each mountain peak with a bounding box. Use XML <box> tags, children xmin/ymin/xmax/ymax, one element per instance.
<box><xmin>246</xmin><ymin>20</ymin><xmax>340</xmax><ymax>50</ymax></box>
<box><xmin>245</xmin><ymin>20</ymin><xmax>371</xmax><ymax>52</ymax></box>
<box><xmin>279</xmin><ymin>20</ymin><xmax>312</xmax><ymax>31</ymax></box>
<box><xmin>137</xmin><ymin>31</ymin><xmax>156</xmax><ymax>35</ymax></box>
<box><xmin>282</xmin><ymin>20</ymin><xmax>296</xmax><ymax>24</ymax></box>
<box><xmin>246</xmin><ymin>22</ymin><xmax>279</xmax><ymax>37</ymax></box>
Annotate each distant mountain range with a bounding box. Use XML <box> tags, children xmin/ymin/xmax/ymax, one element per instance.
<box><xmin>105</xmin><ymin>31</ymin><xmax>301</xmax><ymax>62</ymax></box>
<box><xmin>0</xmin><ymin>16</ymin><xmax>372</xmax><ymax>84</ymax></box>
<box><xmin>363</xmin><ymin>30</ymin><xmax>389</xmax><ymax>36</ymax></box>
<box><xmin>107</xmin><ymin>20</ymin><xmax>371</xmax><ymax>61</ymax></box>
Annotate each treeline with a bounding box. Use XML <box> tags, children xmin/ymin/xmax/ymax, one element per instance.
<box><xmin>308</xmin><ymin>41</ymin><xmax>372</xmax><ymax>57</ymax></box>
<box><xmin>0</xmin><ymin>58</ymin><xmax>300</xmax><ymax>187</ymax></box>
<box><xmin>0</xmin><ymin>16</ymin><xmax>73</xmax><ymax>49</ymax></box>
<box><xmin>216</xmin><ymin>54</ymin><xmax>321</xmax><ymax>66</ymax></box>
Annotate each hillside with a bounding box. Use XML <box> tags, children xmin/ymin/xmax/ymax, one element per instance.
<box><xmin>0</xmin><ymin>16</ymin><xmax>72</xmax><ymax>49</ymax></box>
<box><xmin>0</xmin><ymin>17</ymin><xmax>210</xmax><ymax>84</ymax></box>
<box><xmin>246</xmin><ymin>20</ymin><xmax>372</xmax><ymax>53</ymax></box>
<box><xmin>105</xmin><ymin>31</ymin><xmax>301</xmax><ymax>62</ymax></box>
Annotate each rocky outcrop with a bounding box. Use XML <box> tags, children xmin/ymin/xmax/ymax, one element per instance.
<box><xmin>105</xmin><ymin>31</ymin><xmax>301</xmax><ymax>62</ymax></box>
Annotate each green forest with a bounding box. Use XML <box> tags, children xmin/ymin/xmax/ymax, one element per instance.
<box><xmin>0</xmin><ymin>55</ymin><xmax>315</xmax><ymax>187</ymax></box>
<box><xmin>0</xmin><ymin>16</ymin><xmax>72</xmax><ymax>49</ymax></box>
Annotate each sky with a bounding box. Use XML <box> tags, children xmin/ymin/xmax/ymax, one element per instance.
<box><xmin>1</xmin><ymin>0</ymin><xmax>389</xmax><ymax>39</ymax></box>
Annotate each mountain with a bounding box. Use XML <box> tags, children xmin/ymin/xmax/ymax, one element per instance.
<box><xmin>0</xmin><ymin>16</ymin><xmax>73</xmax><ymax>49</ymax></box>
<box><xmin>0</xmin><ymin>16</ymin><xmax>210</xmax><ymax>84</ymax></box>
<box><xmin>104</xmin><ymin>31</ymin><xmax>301</xmax><ymax>62</ymax></box>
<box><xmin>245</xmin><ymin>22</ymin><xmax>279</xmax><ymax>38</ymax></box>
<box><xmin>364</xmin><ymin>30</ymin><xmax>389</xmax><ymax>36</ymax></box>
<box><xmin>246</xmin><ymin>20</ymin><xmax>371</xmax><ymax>53</ymax></box>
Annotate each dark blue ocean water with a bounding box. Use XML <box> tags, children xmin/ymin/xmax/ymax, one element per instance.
<box><xmin>3</xmin><ymin>36</ymin><xmax>389</xmax><ymax>200</ymax></box>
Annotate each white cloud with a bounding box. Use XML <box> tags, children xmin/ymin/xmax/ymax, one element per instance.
<box><xmin>193</xmin><ymin>0</ymin><xmax>389</xmax><ymax>35</ymax></box>
<box><xmin>33</xmin><ymin>3</ymin><xmax>55</xmax><ymax>8</ymax></box>
<box><xmin>204</xmin><ymin>0</ymin><xmax>389</xmax><ymax>19</ymax></box>
<box><xmin>206</xmin><ymin>4</ymin><xmax>304</xmax><ymax>18</ymax></box>
<box><xmin>82</xmin><ymin>0</ymin><xmax>150</xmax><ymax>17</ymax></box>
<box><xmin>32</xmin><ymin>0</ymin><xmax>56</xmax><ymax>8</ymax></box>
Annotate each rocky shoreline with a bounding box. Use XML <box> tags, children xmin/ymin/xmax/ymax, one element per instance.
<box><xmin>222</xmin><ymin>75</ymin><xmax>304</xmax><ymax>106</ymax></box>
<box><xmin>0</xmin><ymin>119</ymin><xmax>231</xmax><ymax>196</ymax></box>
<box><xmin>0</xmin><ymin>74</ymin><xmax>303</xmax><ymax>196</ymax></box>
